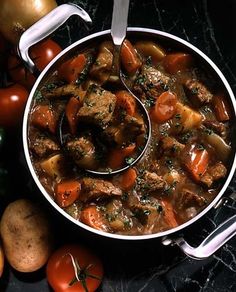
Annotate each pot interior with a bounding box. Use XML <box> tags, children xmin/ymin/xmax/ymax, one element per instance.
<box><xmin>23</xmin><ymin>28</ymin><xmax>236</xmax><ymax>240</ymax></box>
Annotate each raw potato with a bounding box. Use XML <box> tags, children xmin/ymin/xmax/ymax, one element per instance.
<box><xmin>0</xmin><ymin>244</ymin><xmax>4</xmax><ymax>277</ymax></box>
<box><xmin>0</xmin><ymin>199</ymin><xmax>53</xmax><ymax>272</ymax></box>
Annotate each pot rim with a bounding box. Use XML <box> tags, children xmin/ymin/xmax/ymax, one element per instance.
<box><xmin>23</xmin><ymin>27</ymin><xmax>236</xmax><ymax>240</ymax></box>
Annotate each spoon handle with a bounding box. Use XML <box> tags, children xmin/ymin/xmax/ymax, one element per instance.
<box><xmin>111</xmin><ymin>0</ymin><xmax>130</xmax><ymax>46</ymax></box>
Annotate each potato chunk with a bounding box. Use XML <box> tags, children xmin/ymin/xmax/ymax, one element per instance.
<box><xmin>175</xmin><ymin>102</ymin><xmax>202</xmax><ymax>132</ymax></box>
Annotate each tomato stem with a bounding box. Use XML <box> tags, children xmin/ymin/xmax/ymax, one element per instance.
<box><xmin>66</xmin><ymin>253</ymin><xmax>101</xmax><ymax>292</ymax></box>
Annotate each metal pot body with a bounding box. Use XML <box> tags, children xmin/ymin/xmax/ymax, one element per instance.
<box><xmin>21</xmin><ymin>4</ymin><xmax>236</xmax><ymax>259</ymax></box>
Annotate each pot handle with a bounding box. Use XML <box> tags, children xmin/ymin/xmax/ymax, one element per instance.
<box><xmin>164</xmin><ymin>213</ymin><xmax>236</xmax><ymax>260</ymax></box>
<box><xmin>17</xmin><ymin>3</ymin><xmax>92</xmax><ymax>74</ymax></box>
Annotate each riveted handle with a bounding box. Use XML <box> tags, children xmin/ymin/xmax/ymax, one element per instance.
<box><xmin>174</xmin><ymin>214</ymin><xmax>236</xmax><ymax>259</ymax></box>
<box><xmin>17</xmin><ymin>3</ymin><xmax>92</xmax><ymax>74</ymax></box>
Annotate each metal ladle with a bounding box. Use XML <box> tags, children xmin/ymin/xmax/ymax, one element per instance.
<box><xmin>59</xmin><ymin>0</ymin><xmax>151</xmax><ymax>176</ymax></box>
<box><xmin>84</xmin><ymin>0</ymin><xmax>151</xmax><ymax>175</ymax></box>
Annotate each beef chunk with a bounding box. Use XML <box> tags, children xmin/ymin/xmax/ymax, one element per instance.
<box><xmin>200</xmin><ymin>161</ymin><xmax>227</xmax><ymax>187</ymax></box>
<box><xmin>30</xmin><ymin>134</ymin><xmax>60</xmax><ymax>157</ymax></box>
<box><xmin>104</xmin><ymin>114</ymin><xmax>145</xmax><ymax>146</ymax></box>
<box><xmin>124</xmin><ymin>115</ymin><xmax>145</xmax><ymax>134</ymax></box>
<box><xmin>184</xmin><ymin>79</ymin><xmax>213</xmax><ymax>104</ymax></box>
<box><xmin>161</xmin><ymin>136</ymin><xmax>185</xmax><ymax>154</ymax></box>
<box><xmin>44</xmin><ymin>84</ymin><xmax>86</xmax><ymax>100</ymax></box>
<box><xmin>130</xmin><ymin>197</ymin><xmax>162</xmax><ymax>232</ymax></box>
<box><xmin>65</xmin><ymin>137</ymin><xmax>98</xmax><ymax>170</ymax></box>
<box><xmin>203</xmin><ymin>120</ymin><xmax>227</xmax><ymax>138</ymax></box>
<box><xmin>77</xmin><ymin>84</ymin><xmax>116</xmax><ymax>128</ymax></box>
<box><xmin>178</xmin><ymin>188</ymin><xmax>206</xmax><ymax>209</ymax></box>
<box><xmin>80</xmin><ymin>177</ymin><xmax>122</xmax><ymax>202</ymax></box>
<box><xmin>89</xmin><ymin>42</ymin><xmax>113</xmax><ymax>84</ymax></box>
<box><xmin>138</xmin><ymin>171</ymin><xmax>166</xmax><ymax>193</ymax></box>
<box><xmin>133</xmin><ymin>65</ymin><xmax>171</xmax><ymax>101</ymax></box>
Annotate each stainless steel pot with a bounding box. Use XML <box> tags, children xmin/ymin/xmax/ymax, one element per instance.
<box><xmin>20</xmin><ymin>3</ymin><xmax>236</xmax><ymax>260</ymax></box>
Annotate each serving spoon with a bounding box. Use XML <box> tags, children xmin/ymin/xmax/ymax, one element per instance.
<box><xmin>59</xmin><ymin>0</ymin><xmax>151</xmax><ymax>176</ymax></box>
<box><xmin>88</xmin><ymin>0</ymin><xmax>151</xmax><ymax>175</ymax></box>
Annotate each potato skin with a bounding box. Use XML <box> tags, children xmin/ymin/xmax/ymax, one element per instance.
<box><xmin>0</xmin><ymin>199</ymin><xmax>53</xmax><ymax>272</ymax></box>
<box><xmin>0</xmin><ymin>244</ymin><xmax>4</xmax><ymax>277</ymax></box>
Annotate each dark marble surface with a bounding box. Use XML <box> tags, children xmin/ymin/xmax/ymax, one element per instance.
<box><xmin>1</xmin><ymin>0</ymin><xmax>236</xmax><ymax>291</ymax></box>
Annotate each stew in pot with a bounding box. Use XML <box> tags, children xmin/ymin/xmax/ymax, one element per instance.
<box><xmin>27</xmin><ymin>37</ymin><xmax>232</xmax><ymax>235</ymax></box>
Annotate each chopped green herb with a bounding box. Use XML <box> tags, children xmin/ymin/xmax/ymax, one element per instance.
<box><xmin>143</xmin><ymin>209</ymin><xmax>151</xmax><ymax>216</ymax></box>
<box><xmin>196</xmin><ymin>144</ymin><xmax>205</xmax><ymax>151</ymax></box>
<box><xmin>45</xmin><ymin>83</ymin><xmax>57</xmax><ymax>91</ymax></box>
<box><xmin>201</xmin><ymin>106</ymin><xmax>212</xmax><ymax>114</ymax></box>
<box><xmin>204</xmin><ymin>128</ymin><xmax>213</xmax><ymax>135</ymax></box>
<box><xmin>140</xmin><ymin>195</ymin><xmax>150</xmax><ymax>204</ymax></box>
<box><xmin>171</xmin><ymin>144</ymin><xmax>180</xmax><ymax>153</ymax></box>
<box><xmin>156</xmin><ymin>204</ymin><xmax>163</xmax><ymax>213</ymax></box>
<box><xmin>135</xmin><ymin>75</ymin><xmax>146</xmax><ymax>85</ymax></box>
<box><xmin>109</xmin><ymin>103</ymin><xmax>114</xmax><ymax>113</ymax></box>
<box><xmin>34</xmin><ymin>90</ymin><xmax>43</xmax><ymax>102</ymax></box>
<box><xmin>94</xmin><ymin>60</ymin><xmax>100</xmax><ymax>66</ymax></box>
<box><xmin>145</xmin><ymin>97</ymin><xmax>155</xmax><ymax>108</ymax></box>
<box><xmin>121</xmin><ymin>193</ymin><xmax>129</xmax><ymax>201</ymax></box>
<box><xmin>191</xmin><ymin>87</ymin><xmax>199</xmax><ymax>95</ymax></box>
<box><xmin>175</xmin><ymin>113</ymin><xmax>182</xmax><ymax>120</ymax></box>
<box><xmin>98</xmin><ymin>206</ymin><xmax>107</xmax><ymax>212</ymax></box>
<box><xmin>164</xmin><ymin>185</ymin><xmax>173</xmax><ymax>195</ymax></box>
<box><xmin>147</xmin><ymin>82</ymin><xmax>154</xmax><ymax>89</ymax></box>
<box><xmin>124</xmin><ymin>218</ymin><xmax>132</xmax><ymax>229</ymax></box>
<box><xmin>160</xmin><ymin>82</ymin><xmax>169</xmax><ymax>91</ymax></box>
<box><xmin>125</xmin><ymin>157</ymin><xmax>135</xmax><ymax>165</ymax></box>
<box><xmin>85</xmin><ymin>101</ymin><xmax>94</xmax><ymax>107</ymax></box>
<box><xmin>165</xmin><ymin>159</ymin><xmax>173</xmax><ymax>170</ymax></box>
<box><xmin>180</xmin><ymin>131</ymin><xmax>193</xmax><ymax>143</ymax></box>
<box><xmin>145</xmin><ymin>56</ymin><xmax>152</xmax><ymax>66</ymax></box>
<box><xmin>138</xmin><ymin>145</ymin><xmax>144</xmax><ymax>153</ymax></box>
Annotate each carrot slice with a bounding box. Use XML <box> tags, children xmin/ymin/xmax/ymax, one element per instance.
<box><xmin>65</xmin><ymin>96</ymin><xmax>82</xmax><ymax>134</ymax></box>
<box><xmin>108</xmin><ymin>144</ymin><xmax>136</xmax><ymax>169</ymax></box>
<box><xmin>119</xmin><ymin>168</ymin><xmax>137</xmax><ymax>191</ymax></box>
<box><xmin>80</xmin><ymin>205</ymin><xmax>108</xmax><ymax>231</ymax></box>
<box><xmin>55</xmin><ymin>180</ymin><xmax>81</xmax><ymax>208</ymax></box>
<box><xmin>213</xmin><ymin>94</ymin><xmax>231</xmax><ymax>122</ymax></box>
<box><xmin>163</xmin><ymin>53</ymin><xmax>193</xmax><ymax>74</ymax></box>
<box><xmin>183</xmin><ymin>144</ymin><xmax>209</xmax><ymax>181</ymax></box>
<box><xmin>161</xmin><ymin>199</ymin><xmax>178</xmax><ymax>228</ymax></box>
<box><xmin>31</xmin><ymin>105</ymin><xmax>57</xmax><ymax>134</ymax></box>
<box><xmin>58</xmin><ymin>54</ymin><xmax>87</xmax><ymax>83</ymax></box>
<box><xmin>115</xmin><ymin>90</ymin><xmax>136</xmax><ymax>116</ymax></box>
<box><xmin>121</xmin><ymin>39</ymin><xmax>142</xmax><ymax>74</ymax></box>
<box><xmin>150</xmin><ymin>91</ymin><xmax>177</xmax><ymax>123</ymax></box>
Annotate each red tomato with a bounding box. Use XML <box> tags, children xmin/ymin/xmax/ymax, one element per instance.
<box><xmin>8</xmin><ymin>39</ymin><xmax>61</xmax><ymax>89</ymax></box>
<box><xmin>46</xmin><ymin>244</ymin><xmax>103</xmax><ymax>292</ymax></box>
<box><xmin>7</xmin><ymin>53</ymin><xmax>36</xmax><ymax>89</ymax></box>
<box><xmin>30</xmin><ymin>39</ymin><xmax>62</xmax><ymax>71</ymax></box>
<box><xmin>0</xmin><ymin>84</ymin><xmax>28</xmax><ymax>128</ymax></box>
